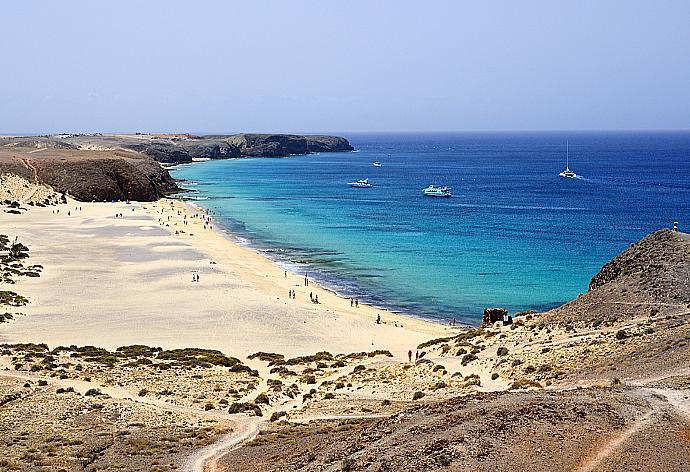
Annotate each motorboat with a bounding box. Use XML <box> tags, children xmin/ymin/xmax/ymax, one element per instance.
<box><xmin>373</xmin><ymin>161</ymin><xmax>382</xmax><ymax>167</ymax></box>
<box><xmin>559</xmin><ymin>141</ymin><xmax>578</xmax><ymax>179</ymax></box>
<box><xmin>422</xmin><ymin>184</ymin><xmax>451</xmax><ymax>197</ymax></box>
<box><xmin>348</xmin><ymin>178</ymin><xmax>372</xmax><ymax>188</ymax></box>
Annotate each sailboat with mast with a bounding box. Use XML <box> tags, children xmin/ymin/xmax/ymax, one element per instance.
<box><xmin>559</xmin><ymin>141</ymin><xmax>578</xmax><ymax>179</ymax></box>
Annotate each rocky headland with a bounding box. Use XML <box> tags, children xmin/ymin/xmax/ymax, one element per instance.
<box><xmin>0</xmin><ymin>133</ymin><xmax>354</xmax><ymax>201</ymax></box>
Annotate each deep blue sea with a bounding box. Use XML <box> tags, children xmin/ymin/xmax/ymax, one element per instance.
<box><xmin>171</xmin><ymin>132</ymin><xmax>690</xmax><ymax>324</ymax></box>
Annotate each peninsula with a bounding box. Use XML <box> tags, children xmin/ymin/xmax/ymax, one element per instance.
<box><xmin>0</xmin><ymin>133</ymin><xmax>354</xmax><ymax>201</ymax></box>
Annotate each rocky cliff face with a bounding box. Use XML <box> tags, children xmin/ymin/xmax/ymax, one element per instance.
<box><xmin>0</xmin><ymin>131</ymin><xmax>354</xmax><ymax>200</ymax></box>
<box><xmin>0</xmin><ymin>146</ymin><xmax>179</xmax><ymax>202</ymax></box>
<box><xmin>56</xmin><ymin>133</ymin><xmax>353</xmax><ymax>163</ymax></box>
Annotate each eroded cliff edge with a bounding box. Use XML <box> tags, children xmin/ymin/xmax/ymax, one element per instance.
<box><xmin>0</xmin><ymin>133</ymin><xmax>354</xmax><ymax>201</ymax></box>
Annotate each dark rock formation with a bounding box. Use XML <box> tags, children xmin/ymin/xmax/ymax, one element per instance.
<box><xmin>306</xmin><ymin>135</ymin><xmax>354</xmax><ymax>153</ymax></box>
<box><xmin>56</xmin><ymin>133</ymin><xmax>353</xmax><ymax>163</ymax></box>
<box><xmin>225</xmin><ymin>134</ymin><xmax>310</xmax><ymax>157</ymax></box>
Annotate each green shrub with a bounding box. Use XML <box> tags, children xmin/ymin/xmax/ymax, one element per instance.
<box><xmin>412</xmin><ymin>391</ymin><xmax>425</xmax><ymax>400</ymax></box>
<box><xmin>254</xmin><ymin>393</ymin><xmax>270</xmax><ymax>405</ymax></box>
<box><xmin>496</xmin><ymin>347</ymin><xmax>509</xmax><ymax>356</ymax></box>
<box><xmin>461</xmin><ymin>354</ymin><xmax>478</xmax><ymax>366</ymax></box>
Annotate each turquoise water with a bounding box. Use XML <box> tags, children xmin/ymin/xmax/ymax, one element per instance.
<box><xmin>172</xmin><ymin>132</ymin><xmax>690</xmax><ymax>324</ymax></box>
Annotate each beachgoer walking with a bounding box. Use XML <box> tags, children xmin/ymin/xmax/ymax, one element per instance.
<box><xmin>309</xmin><ymin>292</ymin><xmax>313</xmax><ymax>302</ymax></box>
<box><xmin>314</xmin><ymin>294</ymin><xmax>319</xmax><ymax>304</ymax></box>
<box><xmin>350</xmin><ymin>298</ymin><xmax>353</xmax><ymax>307</ymax></box>
<box><xmin>355</xmin><ymin>298</ymin><xmax>359</xmax><ymax>308</ymax></box>
<box><xmin>284</xmin><ymin>270</ymin><xmax>287</xmax><ymax>278</ymax></box>
<box><xmin>376</xmin><ymin>314</ymin><xmax>381</xmax><ymax>324</ymax></box>
<box><xmin>408</xmin><ymin>350</ymin><xmax>412</xmax><ymax>363</ymax></box>
<box><xmin>289</xmin><ymin>289</ymin><xmax>292</xmax><ymax>298</ymax></box>
<box><xmin>292</xmin><ymin>291</ymin><xmax>296</xmax><ymax>299</ymax></box>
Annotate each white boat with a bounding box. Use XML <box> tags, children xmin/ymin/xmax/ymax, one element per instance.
<box><xmin>373</xmin><ymin>161</ymin><xmax>382</xmax><ymax>167</ymax></box>
<box><xmin>559</xmin><ymin>141</ymin><xmax>578</xmax><ymax>178</ymax></box>
<box><xmin>423</xmin><ymin>184</ymin><xmax>451</xmax><ymax>197</ymax></box>
<box><xmin>348</xmin><ymin>178</ymin><xmax>372</xmax><ymax>188</ymax></box>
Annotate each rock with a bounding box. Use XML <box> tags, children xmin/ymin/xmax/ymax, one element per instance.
<box><xmin>0</xmin><ymin>148</ymin><xmax>179</xmax><ymax>202</ymax></box>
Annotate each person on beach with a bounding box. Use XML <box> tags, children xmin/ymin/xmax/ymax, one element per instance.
<box><xmin>289</xmin><ymin>289</ymin><xmax>292</xmax><ymax>298</ymax></box>
<box><xmin>376</xmin><ymin>314</ymin><xmax>381</xmax><ymax>324</ymax></box>
<box><xmin>284</xmin><ymin>270</ymin><xmax>287</xmax><ymax>278</ymax></box>
<box><xmin>314</xmin><ymin>294</ymin><xmax>319</xmax><ymax>304</ymax></box>
<box><xmin>350</xmin><ymin>298</ymin><xmax>353</xmax><ymax>307</ymax></box>
<box><xmin>309</xmin><ymin>292</ymin><xmax>313</xmax><ymax>302</ymax></box>
<box><xmin>408</xmin><ymin>350</ymin><xmax>412</xmax><ymax>363</ymax></box>
<box><xmin>292</xmin><ymin>291</ymin><xmax>296</xmax><ymax>299</ymax></box>
<box><xmin>355</xmin><ymin>298</ymin><xmax>359</xmax><ymax>308</ymax></box>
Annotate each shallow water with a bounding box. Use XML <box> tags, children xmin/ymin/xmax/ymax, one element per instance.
<box><xmin>172</xmin><ymin>132</ymin><xmax>690</xmax><ymax>323</ymax></box>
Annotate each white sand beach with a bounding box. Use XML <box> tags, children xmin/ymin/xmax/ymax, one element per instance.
<box><xmin>0</xmin><ymin>198</ymin><xmax>451</xmax><ymax>357</ymax></box>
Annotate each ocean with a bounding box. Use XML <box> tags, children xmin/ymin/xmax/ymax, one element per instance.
<box><xmin>171</xmin><ymin>132</ymin><xmax>690</xmax><ymax>324</ymax></box>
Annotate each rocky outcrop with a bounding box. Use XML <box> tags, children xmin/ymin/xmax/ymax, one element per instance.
<box><xmin>225</xmin><ymin>134</ymin><xmax>309</xmax><ymax>157</ymax></box>
<box><xmin>543</xmin><ymin>228</ymin><xmax>690</xmax><ymax>327</ymax></box>
<box><xmin>306</xmin><ymin>135</ymin><xmax>354</xmax><ymax>153</ymax></box>
<box><xmin>589</xmin><ymin>229</ymin><xmax>690</xmax><ymax>297</ymax></box>
<box><xmin>0</xmin><ymin>147</ymin><xmax>179</xmax><ymax>202</ymax></box>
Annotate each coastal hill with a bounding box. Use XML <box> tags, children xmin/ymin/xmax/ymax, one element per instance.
<box><xmin>0</xmin><ymin>145</ymin><xmax>178</xmax><ymax>202</ymax></box>
<box><xmin>60</xmin><ymin>133</ymin><xmax>354</xmax><ymax>163</ymax></box>
<box><xmin>0</xmin><ymin>133</ymin><xmax>353</xmax><ymax>201</ymax></box>
<box><xmin>543</xmin><ymin>228</ymin><xmax>690</xmax><ymax>328</ymax></box>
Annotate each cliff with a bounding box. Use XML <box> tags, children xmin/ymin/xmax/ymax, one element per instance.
<box><xmin>0</xmin><ymin>131</ymin><xmax>354</xmax><ymax>200</ymax></box>
<box><xmin>0</xmin><ymin>145</ymin><xmax>179</xmax><ymax>202</ymax></box>
<box><xmin>57</xmin><ymin>133</ymin><xmax>353</xmax><ymax>163</ymax></box>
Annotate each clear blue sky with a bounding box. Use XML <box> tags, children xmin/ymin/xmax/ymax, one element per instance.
<box><xmin>1</xmin><ymin>1</ymin><xmax>689</xmax><ymax>133</ymax></box>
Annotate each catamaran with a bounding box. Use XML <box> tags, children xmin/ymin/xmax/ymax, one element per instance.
<box><xmin>423</xmin><ymin>184</ymin><xmax>451</xmax><ymax>197</ymax></box>
<box><xmin>348</xmin><ymin>178</ymin><xmax>373</xmax><ymax>188</ymax></box>
<box><xmin>559</xmin><ymin>141</ymin><xmax>578</xmax><ymax>179</ymax></box>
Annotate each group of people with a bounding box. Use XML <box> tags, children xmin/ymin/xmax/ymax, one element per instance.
<box><xmin>407</xmin><ymin>349</ymin><xmax>423</xmax><ymax>363</ymax></box>
<box><xmin>191</xmin><ymin>273</ymin><xmax>200</xmax><ymax>282</ymax></box>
<box><xmin>350</xmin><ymin>298</ymin><xmax>359</xmax><ymax>308</ymax></box>
<box><xmin>288</xmin><ymin>289</ymin><xmax>296</xmax><ymax>299</ymax></box>
<box><xmin>309</xmin><ymin>292</ymin><xmax>319</xmax><ymax>304</ymax></box>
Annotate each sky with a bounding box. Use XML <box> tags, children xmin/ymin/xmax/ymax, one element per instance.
<box><xmin>1</xmin><ymin>1</ymin><xmax>689</xmax><ymax>134</ymax></box>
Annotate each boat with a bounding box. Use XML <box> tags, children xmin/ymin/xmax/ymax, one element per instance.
<box><xmin>422</xmin><ymin>184</ymin><xmax>451</xmax><ymax>197</ymax></box>
<box><xmin>373</xmin><ymin>162</ymin><xmax>382</xmax><ymax>167</ymax></box>
<box><xmin>348</xmin><ymin>178</ymin><xmax>372</xmax><ymax>188</ymax></box>
<box><xmin>559</xmin><ymin>141</ymin><xmax>578</xmax><ymax>178</ymax></box>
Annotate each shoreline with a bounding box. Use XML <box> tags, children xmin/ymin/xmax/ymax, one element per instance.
<box><xmin>0</xmin><ymin>196</ymin><xmax>452</xmax><ymax>357</ymax></box>
<box><xmin>179</xmin><ymin>196</ymin><xmax>472</xmax><ymax>329</ymax></box>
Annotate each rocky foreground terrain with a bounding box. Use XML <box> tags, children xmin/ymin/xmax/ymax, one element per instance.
<box><xmin>0</xmin><ymin>133</ymin><xmax>354</xmax><ymax>201</ymax></box>
<box><xmin>1</xmin><ymin>189</ymin><xmax>688</xmax><ymax>471</ymax></box>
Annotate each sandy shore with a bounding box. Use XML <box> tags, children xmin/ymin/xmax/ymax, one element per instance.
<box><xmin>0</xmin><ymin>198</ymin><xmax>451</xmax><ymax>357</ymax></box>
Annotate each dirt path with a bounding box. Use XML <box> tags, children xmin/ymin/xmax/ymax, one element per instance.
<box><xmin>575</xmin><ymin>385</ymin><xmax>690</xmax><ymax>472</ymax></box>
<box><xmin>185</xmin><ymin>357</ymin><xmax>397</xmax><ymax>472</ymax></box>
